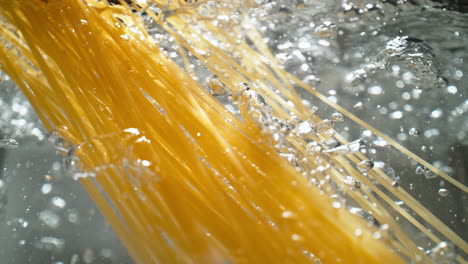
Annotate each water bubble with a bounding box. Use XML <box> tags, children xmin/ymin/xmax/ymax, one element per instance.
<box><xmin>349</xmin><ymin>207</ymin><xmax>379</xmax><ymax>226</ymax></box>
<box><xmin>345</xmin><ymin>69</ymin><xmax>367</xmax><ymax>86</ymax></box>
<box><xmin>0</xmin><ymin>178</ymin><xmax>6</xmax><ymax>197</ymax></box>
<box><xmin>41</xmin><ymin>183</ymin><xmax>52</xmax><ymax>195</ymax></box>
<box><xmin>430</xmin><ymin>108</ymin><xmax>443</xmax><ymax>119</ymax></box>
<box><xmin>315</xmin><ymin>119</ymin><xmax>334</xmax><ymax>133</ymax></box>
<box><xmin>424</xmin><ymin>170</ymin><xmax>438</xmax><ymax>179</ymax></box>
<box><xmin>354</xmin><ymin>229</ymin><xmax>363</xmax><ymax>237</ymax></box>
<box><xmin>447</xmin><ymin>85</ymin><xmax>458</xmax><ymax>94</ymax></box>
<box><xmin>368</xmin><ymin>86</ymin><xmax>383</xmax><ymax>95</ymax></box>
<box><xmin>72</xmin><ymin>171</ymin><xmax>96</xmax><ymax>180</ymax></box>
<box><xmin>66</xmin><ymin>208</ymin><xmax>80</xmax><ymax>224</ymax></box>
<box><xmin>323</xmin><ymin>139</ymin><xmax>363</xmax><ymax>155</ymax></box>
<box><xmin>320</xmin><ymin>139</ymin><xmax>339</xmax><ymax>149</ymax></box>
<box><xmin>356</xmin><ymin>160</ymin><xmax>374</xmax><ymax>172</ymax></box>
<box><xmin>0</xmin><ymin>138</ymin><xmax>19</xmax><ymax>149</ymax></box>
<box><xmin>331</xmin><ymin>113</ymin><xmax>345</xmax><ymax>122</ymax></box>
<box><xmin>415</xmin><ymin>166</ymin><xmax>426</xmax><ymax>175</ymax></box>
<box><xmin>306</xmin><ymin>141</ymin><xmax>322</xmax><ymax>154</ymax></box>
<box><xmin>389</xmin><ymin>111</ymin><xmax>403</xmax><ymax>119</ymax></box>
<box><xmin>239</xmin><ymin>89</ymin><xmax>272</xmax><ymax>129</ymax></box>
<box><xmin>332</xmin><ymin>201</ymin><xmax>342</xmax><ymax>209</ymax></box>
<box><xmin>281</xmin><ymin>210</ymin><xmax>296</xmax><ymax>219</ymax></box>
<box><xmin>34</xmin><ymin>236</ymin><xmax>65</xmax><ymax>252</ymax></box>
<box><xmin>51</xmin><ymin>196</ymin><xmax>66</xmax><ymax>209</ymax></box>
<box><xmin>48</xmin><ymin>129</ymin><xmax>74</xmax><ymax>153</ymax></box>
<box><xmin>409</xmin><ymin>128</ymin><xmax>420</xmax><ymax>136</ymax></box>
<box><xmin>373</xmin><ymin>231</ymin><xmax>382</xmax><ymax>239</ymax></box>
<box><xmin>293</xmin><ymin>121</ymin><xmax>314</xmax><ymax>138</ymax></box>
<box><xmin>313</xmin><ymin>22</ymin><xmax>337</xmax><ymax>38</ymax></box>
<box><xmin>208</xmin><ymin>78</ymin><xmax>229</xmax><ymax>96</ymax></box>
<box><xmin>343</xmin><ymin>176</ymin><xmax>361</xmax><ymax>191</ymax></box>
<box><xmin>429</xmin><ymin>241</ymin><xmax>455</xmax><ymax>264</ymax></box>
<box><xmin>83</xmin><ymin>248</ymin><xmax>96</xmax><ymax>264</ymax></box>
<box><xmin>438</xmin><ymin>188</ymin><xmax>449</xmax><ymax>197</ymax></box>
<box><xmin>8</xmin><ymin>217</ymin><xmax>28</xmax><ymax>229</ymax></box>
<box><xmin>353</xmin><ymin>102</ymin><xmax>363</xmax><ymax>109</ymax></box>
<box><xmin>38</xmin><ymin>209</ymin><xmax>61</xmax><ymax>229</ymax></box>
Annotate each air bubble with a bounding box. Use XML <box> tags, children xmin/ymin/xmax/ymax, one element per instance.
<box><xmin>38</xmin><ymin>209</ymin><xmax>61</xmax><ymax>229</ymax></box>
<box><xmin>409</xmin><ymin>128</ymin><xmax>420</xmax><ymax>136</ymax></box>
<box><xmin>0</xmin><ymin>138</ymin><xmax>19</xmax><ymax>149</ymax></box>
<box><xmin>343</xmin><ymin>176</ymin><xmax>361</xmax><ymax>191</ymax></box>
<box><xmin>438</xmin><ymin>188</ymin><xmax>448</xmax><ymax>197</ymax></box>
<box><xmin>346</xmin><ymin>69</ymin><xmax>367</xmax><ymax>86</ymax></box>
<box><xmin>41</xmin><ymin>183</ymin><xmax>52</xmax><ymax>195</ymax></box>
<box><xmin>293</xmin><ymin>121</ymin><xmax>314</xmax><ymax>138</ymax></box>
<box><xmin>34</xmin><ymin>236</ymin><xmax>65</xmax><ymax>252</ymax></box>
<box><xmin>315</xmin><ymin>119</ymin><xmax>334</xmax><ymax>133</ymax></box>
<box><xmin>306</xmin><ymin>142</ymin><xmax>322</xmax><ymax>154</ymax></box>
<box><xmin>51</xmin><ymin>197</ymin><xmax>67</xmax><ymax>209</ymax></box>
<box><xmin>424</xmin><ymin>170</ymin><xmax>438</xmax><ymax>179</ymax></box>
<box><xmin>356</xmin><ymin>160</ymin><xmax>374</xmax><ymax>172</ymax></box>
<box><xmin>429</xmin><ymin>241</ymin><xmax>455</xmax><ymax>264</ymax></box>
<box><xmin>323</xmin><ymin>139</ymin><xmax>363</xmax><ymax>156</ymax></box>
<box><xmin>331</xmin><ymin>113</ymin><xmax>345</xmax><ymax>122</ymax></box>
<box><xmin>415</xmin><ymin>166</ymin><xmax>426</xmax><ymax>175</ymax></box>
<box><xmin>208</xmin><ymin>78</ymin><xmax>229</xmax><ymax>96</ymax></box>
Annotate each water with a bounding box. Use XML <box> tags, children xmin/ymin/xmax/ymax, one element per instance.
<box><xmin>1</xmin><ymin>0</ymin><xmax>467</xmax><ymax>262</ymax></box>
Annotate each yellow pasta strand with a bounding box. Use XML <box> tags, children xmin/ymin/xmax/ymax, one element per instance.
<box><xmin>1</xmin><ymin>0</ymin><xmax>465</xmax><ymax>263</ymax></box>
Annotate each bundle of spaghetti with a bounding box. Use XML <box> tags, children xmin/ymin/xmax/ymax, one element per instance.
<box><xmin>0</xmin><ymin>0</ymin><xmax>466</xmax><ymax>263</ymax></box>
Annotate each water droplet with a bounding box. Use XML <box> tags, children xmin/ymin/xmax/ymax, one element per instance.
<box><xmin>0</xmin><ymin>138</ymin><xmax>19</xmax><ymax>149</ymax></box>
<box><xmin>409</xmin><ymin>128</ymin><xmax>420</xmax><ymax>136</ymax></box>
<box><xmin>356</xmin><ymin>160</ymin><xmax>374</xmax><ymax>172</ymax></box>
<box><xmin>438</xmin><ymin>188</ymin><xmax>449</xmax><ymax>197</ymax></box>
